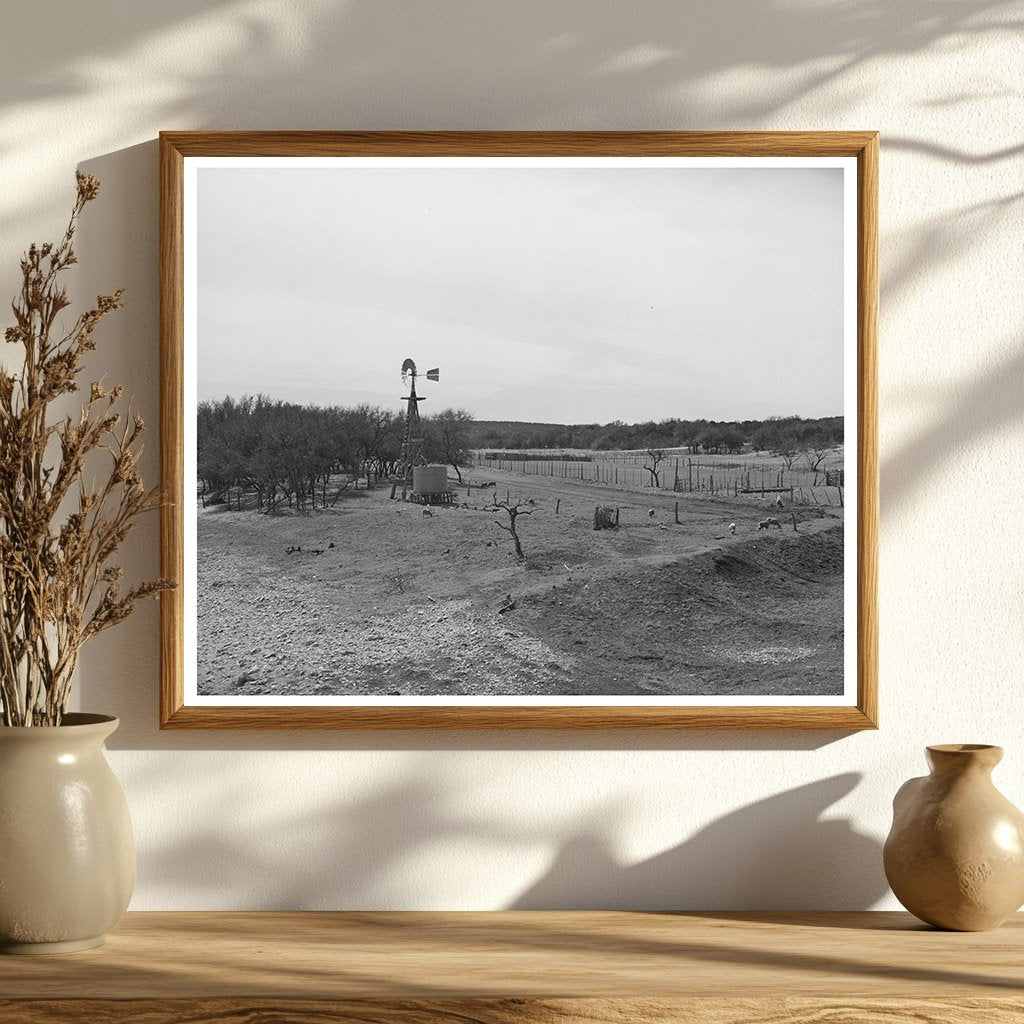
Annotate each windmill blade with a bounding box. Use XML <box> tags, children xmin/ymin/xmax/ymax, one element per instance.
<box><xmin>426</xmin><ymin>367</ymin><xmax>440</xmax><ymax>382</ymax></box>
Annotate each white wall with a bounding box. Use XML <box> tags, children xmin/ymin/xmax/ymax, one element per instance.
<box><xmin>2</xmin><ymin>0</ymin><xmax>1022</xmax><ymax>910</ymax></box>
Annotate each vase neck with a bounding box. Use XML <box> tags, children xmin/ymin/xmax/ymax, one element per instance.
<box><xmin>0</xmin><ymin>714</ymin><xmax>119</xmax><ymax>749</ymax></box>
<box><xmin>926</xmin><ymin>743</ymin><xmax>1002</xmax><ymax>780</ymax></box>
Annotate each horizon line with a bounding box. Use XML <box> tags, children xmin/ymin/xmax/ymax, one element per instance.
<box><xmin>197</xmin><ymin>393</ymin><xmax>843</xmax><ymax>426</ymax></box>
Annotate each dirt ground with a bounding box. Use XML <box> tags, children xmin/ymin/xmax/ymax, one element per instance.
<box><xmin>197</xmin><ymin>468</ymin><xmax>845</xmax><ymax>697</ymax></box>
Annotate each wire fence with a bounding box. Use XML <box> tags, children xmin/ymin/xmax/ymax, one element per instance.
<box><xmin>474</xmin><ymin>452</ymin><xmax>844</xmax><ymax>505</ymax></box>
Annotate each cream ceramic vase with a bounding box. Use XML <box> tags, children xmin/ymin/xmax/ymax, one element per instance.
<box><xmin>0</xmin><ymin>713</ymin><xmax>135</xmax><ymax>953</ymax></box>
<box><xmin>884</xmin><ymin>744</ymin><xmax>1024</xmax><ymax>931</ymax></box>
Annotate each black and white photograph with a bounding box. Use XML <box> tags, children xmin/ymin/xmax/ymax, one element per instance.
<box><xmin>182</xmin><ymin>152</ymin><xmax>860</xmax><ymax>709</ymax></box>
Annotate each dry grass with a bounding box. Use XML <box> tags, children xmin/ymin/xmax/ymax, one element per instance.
<box><xmin>0</xmin><ymin>176</ymin><xmax>170</xmax><ymax>725</ymax></box>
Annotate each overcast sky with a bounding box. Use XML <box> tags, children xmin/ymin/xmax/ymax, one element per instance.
<box><xmin>197</xmin><ymin>163</ymin><xmax>845</xmax><ymax>423</ymax></box>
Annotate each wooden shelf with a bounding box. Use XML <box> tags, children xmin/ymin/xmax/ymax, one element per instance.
<box><xmin>0</xmin><ymin>911</ymin><xmax>1021</xmax><ymax>1022</ymax></box>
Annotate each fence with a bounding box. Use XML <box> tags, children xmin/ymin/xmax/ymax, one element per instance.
<box><xmin>475</xmin><ymin>452</ymin><xmax>844</xmax><ymax>506</ymax></box>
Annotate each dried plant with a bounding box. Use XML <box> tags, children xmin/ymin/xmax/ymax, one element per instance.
<box><xmin>489</xmin><ymin>498</ymin><xmax>534</xmax><ymax>561</ymax></box>
<box><xmin>0</xmin><ymin>173</ymin><xmax>172</xmax><ymax>726</ymax></box>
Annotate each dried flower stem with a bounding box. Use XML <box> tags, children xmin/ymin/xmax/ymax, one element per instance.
<box><xmin>0</xmin><ymin>173</ymin><xmax>172</xmax><ymax>726</ymax></box>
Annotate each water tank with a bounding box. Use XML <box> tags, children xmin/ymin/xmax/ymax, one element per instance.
<box><xmin>412</xmin><ymin>464</ymin><xmax>449</xmax><ymax>495</ymax></box>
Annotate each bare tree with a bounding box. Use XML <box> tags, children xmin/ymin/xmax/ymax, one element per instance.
<box><xmin>424</xmin><ymin>407</ymin><xmax>475</xmax><ymax>483</ymax></box>
<box><xmin>345</xmin><ymin>404</ymin><xmax>399</xmax><ymax>488</ymax></box>
<box><xmin>764</xmin><ymin>426</ymin><xmax>802</xmax><ymax>471</ymax></box>
<box><xmin>802</xmin><ymin>439</ymin><xmax>832</xmax><ymax>484</ymax></box>
<box><xmin>643</xmin><ymin>448</ymin><xmax>666</xmax><ymax>487</ymax></box>
<box><xmin>489</xmin><ymin>498</ymin><xmax>534</xmax><ymax>561</ymax></box>
<box><xmin>778</xmin><ymin>444</ymin><xmax>801</xmax><ymax>471</ymax></box>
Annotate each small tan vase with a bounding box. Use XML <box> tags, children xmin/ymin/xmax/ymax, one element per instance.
<box><xmin>884</xmin><ymin>744</ymin><xmax>1024</xmax><ymax>931</ymax></box>
<box><xmin>0</xmin><ymin>713</ymin><xmax>135</xmax><ymax>953</ymax></box>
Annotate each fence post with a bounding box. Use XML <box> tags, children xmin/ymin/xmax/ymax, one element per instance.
<box><xmin>675</xmin><ymin>501</ymin><xmax>680</xmax><ymax>525</ymax></box>
<box><xmin>556</xmin><ymin>498</ymin><xmax>560</xmax><ymax>515</ymax></box>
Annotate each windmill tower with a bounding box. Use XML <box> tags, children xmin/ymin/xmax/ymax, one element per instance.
<box><xmin>397</xmin><ymin>357</ymin><xmax>439</xmax><ymax>487</ymax></box>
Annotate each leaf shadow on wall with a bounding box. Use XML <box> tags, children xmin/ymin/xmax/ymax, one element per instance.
<box><xmin>130</xmin><ymin>760</ymin><xmax>886</xmax><ymax>911</ymax></box>
<box><xmin>2</xmin><ymin>0</ymin><xmax>1016</xmax><ymax>135</ymax></box>
<box><xmin>882</xmin><ymin>336</ymin><xmax>1024</xmax><ymax>513</ymax></box>
<box><xmin>511</xmin><ymin>773</ymin><xmax>887</xmax><ymax>910</ymax></box>
<box><xmin>1</xmin><ymin>0</ymin><xmax>1019</xmax><ymax>248</ymax></box>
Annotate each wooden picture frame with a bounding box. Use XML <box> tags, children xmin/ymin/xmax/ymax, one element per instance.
<box><xmin>160</xmin><ymin>131</ymin><xmax>877</xmax><ymax>730</ymax></box>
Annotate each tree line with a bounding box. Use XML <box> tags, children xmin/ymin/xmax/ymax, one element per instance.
<box><xmin>469</xmin><ymin>414</ymin><xmax>843</xmax><ymax>457</ymax></box>
<box><xmin>198</xmin><ymin>397</ymin><xmax>844</xmax><ymax>513</ymax></box>
<box><xmin>197</xmin><ymin>396</ymin><xmax>475</xmax><ymax>512</ymax></box>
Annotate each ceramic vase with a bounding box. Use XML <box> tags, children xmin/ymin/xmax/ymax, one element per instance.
<box><xmin>884</xmin><ymin>744</ymin><xmax>1024</xmax><ymax>931</ymax></box>
<box><xmin>0</xmin><ymin>713</ymin><xmax>135</xmax><ymax>953</ymax></box>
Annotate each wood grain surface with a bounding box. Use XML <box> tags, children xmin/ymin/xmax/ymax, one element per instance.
<box><xmin>159</xmin><ymin>131</ymin><xmax>880</xmax><ymax>731</ymax></box>
<box><xmin>3</xmin><ymin>997</ymin><xmax>1023</xmax><ymax>1024</ymax></box>
<box><xmin>1</xmin><ymin>911</ymin><xmax>1020</xmax><ymax>997</ymax></box>
<box><xmin>0</xmin><ymin>911</ymin><xmax>1020</xmax><ymax>1023</ymax></box>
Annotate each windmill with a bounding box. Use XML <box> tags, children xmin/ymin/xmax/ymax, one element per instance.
<box><xmin>397</xmin><ymin>357</ymin><xmax>440</xmax><ymax>486</ymax></box>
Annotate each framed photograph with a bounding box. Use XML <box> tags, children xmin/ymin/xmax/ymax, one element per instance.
<box><xmin>159</xmin><ymin>131</ymin><xmax>877</xmax><ymax>729</ymax></box>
